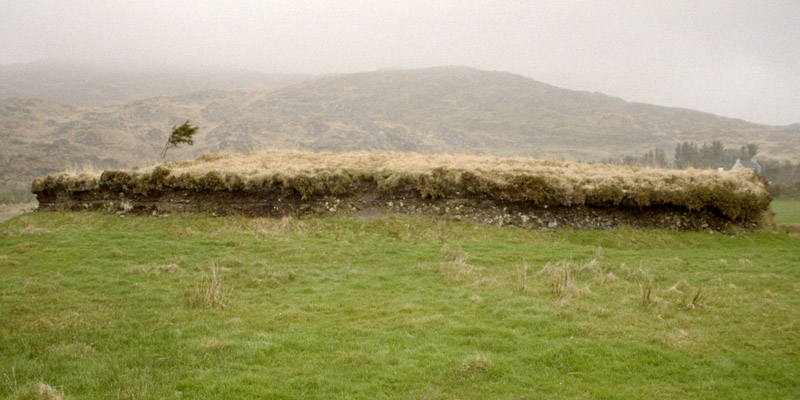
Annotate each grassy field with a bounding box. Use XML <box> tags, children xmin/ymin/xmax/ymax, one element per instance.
<box><xmin>1</xmin><ymin>211</ymin><xmax>799</xmax><ymax>399</ymax></box>
<box><xmin>772</xmin><ymin>197</ymin><xmax>800</xmax><ymax>225</ymax></box>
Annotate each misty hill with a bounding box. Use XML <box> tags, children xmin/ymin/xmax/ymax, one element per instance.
<box><xmin>2</xmin><ymin>66</ymin><xmax>799</xmax><ymax>191</ymax></box>
<box><xmin>0</xmin><ymin>60</ymin><xmax>309</xmax><ymax>107</ymax></box>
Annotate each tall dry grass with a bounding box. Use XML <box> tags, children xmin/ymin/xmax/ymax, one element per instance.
<box><xmin>31</xmin><ymin>150</ymin><xmax>772</xmax><ymax>222</ymax></box>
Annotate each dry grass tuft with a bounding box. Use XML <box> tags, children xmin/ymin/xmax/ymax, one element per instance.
<box><xmin>127</xmin><ymin>263</ymin><xmax>183</xmax><ymax>275</ymax></box>
<box><xmin>439</xmin><ymin>244</ymin><xmax>481</xmax><ymax>283</ymax></box>
<box><xmin>600</xmin><ymin>272</ymin><xmax>619</xmax><ymax>284</ymax></box>
<box><xmin>249</xmin><ymin>216</ymin><xmax>303</xmax><ymax>237</ymax></box>
<box><xmin>63</xmin><ymin>162</ymin><xmax>102</xmax><ymax>177</ymax></box>
<box><xmin>516</xmin><ymin>263</ymin><xmax>529</xmax><ymax>292</ymax></box>
<box><xmin>20</xmin><ymin>218</ymin><xmax>47</xmax><ymax>235</ymax></box>
<box><xmin>188</xmin><ymin>262</ymin><xmax>227</xmax><ymax>309</ymax></box>
<box><xmin>539</xmin><ymin>261</ymin><xmax>593</xmax><ymax>300</ymax></box>
<box><xmin>640</xmin><ymin>282</ymin><xmax>655</xmax><ymax>306</ymax></box>
<box><xmin>663</xmin><ymin>329</ymin><xmax>692</xmax><ymax>348</ymax></box>
<box><xmin>666</xmin><ymin>280</ymin><xmax>693</xmax><ymax>294</ymax></box>
<box><xmin>687</xmin><ymin>287</ymin><xmax>704</xmax><ymax>310</ymax></box>
<box><xmin>20</xmin><ymin>382</ymin><xmax>70</xmax><ymax>400</ymax></box>
<box><xmin>199</xmin><ymin>338</ymin><xmax>230</xmax><ymax>351</ymax></box>
<box><xmin>553</xmin><ymin>268</ymin><xmax>572</xmax><ymax>297</ymax></box>
<box><xmin>458</xmin><ymin>352</ymin><xmax>494</xmax><ymax>376</ymax></box>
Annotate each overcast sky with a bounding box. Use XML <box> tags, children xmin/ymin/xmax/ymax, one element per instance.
<box><xmin>2</xmin><ymin>0</ymin><xmax>799</xmax><ymax>125</ymax></box>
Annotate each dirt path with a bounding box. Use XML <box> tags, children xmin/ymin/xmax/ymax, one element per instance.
<box><xmin>0</xmin><ymin>202</ymin><xmax>37</xmax><ymax>222</ymax></box>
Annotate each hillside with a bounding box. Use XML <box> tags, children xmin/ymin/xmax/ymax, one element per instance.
<box><xmin>2</xmin><ymin>66</ymin><xmax>799</xmax><ymax>191</ymax></box>
<box><xmin>0</xmin><ymin>61</ymin><xmax>309</xmax><ymax>107</ymax></box>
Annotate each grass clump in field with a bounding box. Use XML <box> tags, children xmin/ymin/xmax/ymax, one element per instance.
<box><xmin>187</xmin><ymin>261</ymin><xmax>227</xmax><ymax>309</ymax></box>
<box><xmin>1</xmin><ymin>212</ymin><xmax>799</xmax><ymax>398</ymax></box>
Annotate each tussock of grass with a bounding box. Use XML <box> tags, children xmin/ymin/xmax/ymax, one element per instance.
<box><xmin>32</xmin><ymin>150</ymin><xmax>772</xmax><ymax>223</ymax></box>
<box><xmin>640</xmin><ymin>282</ymin><xmax>656</xmax><ymax>306</ymax></box>
<box><xmin>127</xmin><ymin>263</ymin><xmax>183</xmax><ymax>275</ymax></box>
<box><xmin>516</xmin><ymin>263</ymin><xmax>529</xmax><ymax>292</ymax></box>
<box><xmin>187</xmin><ymin>262</ymin><xmax>227</xmax><ymax>309</ymax></box>
<box><xmin>687</xmin><ymin>287</ymin><xmax>704</xmax><ymax>310</ymax></box>
<box><xmin>19</xmin><ymin>218</ymin><xmax>47</xmax><ymax>235</ymax></box>
<box><xmin>538</xmin><ymin>260</ymin><xmax>595</xmax><ymax>300</ymax></box>
<box><xmin>458</xmin><ymin>352</ymin><xmax>494</xmax><ymax>376</ymax></box>
<box><xmin>13</xmin><ymin>382</ymin><xmax>70</xmax><ymax>400</ymax></box>
<box><xmin>439</xmin><ymin>244</ymin><xmax>482</xmax><ymax>283</ymax></box>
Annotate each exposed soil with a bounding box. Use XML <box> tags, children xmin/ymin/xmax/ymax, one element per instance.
<box><xmin>35</xmin><ymin>181</ymin><xmax>758</xmax><ymax>232</ymax></box>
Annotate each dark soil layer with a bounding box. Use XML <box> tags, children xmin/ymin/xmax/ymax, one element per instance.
<box><xmin>35</xmin><ymin>182</ymin><xmax>754</xmax><ymax>231</ymax></box>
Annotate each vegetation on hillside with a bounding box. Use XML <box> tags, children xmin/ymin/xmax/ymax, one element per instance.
<box><xmin>0</xmin><ymin>186</ymin><xmax>35</xmax><ymax>204</ymax></box>
<box><xmin>610</xmin><ymin>141</ymin><xmax>800</xmax><ymax>196</ymax></box>
<box><xmin>3</xmin><ymin>67</ymin><xmax>799</xmax><ymax>197</ymax></box>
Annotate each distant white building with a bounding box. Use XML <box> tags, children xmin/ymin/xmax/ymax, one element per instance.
<box><xmin>732</xmin><ymin>157</ymin><xmax>762</xmax><ymax>175</ymax></box>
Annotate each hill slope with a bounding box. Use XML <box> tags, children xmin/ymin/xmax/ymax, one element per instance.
<box><xmin>0</xmin><ymin>61</ymin><xmax>309</xmax><ymax>106</ymax></box>
<box><xmin>2</xmin><ymin>66</ymin><xmax>799</xmax><ymax>190</ymax></box>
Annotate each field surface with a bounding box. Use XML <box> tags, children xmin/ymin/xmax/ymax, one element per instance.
<box><xmin>1</xmin><ymin>212</ymin><xmax>799</xmax><ymax>399</ymax></box>
<box><xmin>772</xmin><ymin>197</ymin><xmax>800</xmax><ymax>225</ymax></box>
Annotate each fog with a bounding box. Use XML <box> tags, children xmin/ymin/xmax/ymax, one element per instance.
<box><xmin>2</xmin><ymin>0</ymin><xmax>799</xmax><ymax>125</ymax></box>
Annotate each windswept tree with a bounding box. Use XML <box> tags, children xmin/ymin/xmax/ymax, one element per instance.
<box><xmin>160</xmin><ymin>121</ymin><xmax>199</xmax><ymax>162</ymax></box>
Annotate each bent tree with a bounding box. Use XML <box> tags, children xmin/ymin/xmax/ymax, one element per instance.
<box><xmin>160</xmin><ymin>120</ymin><xmax>199</xmax><ymax>162</ymax></box>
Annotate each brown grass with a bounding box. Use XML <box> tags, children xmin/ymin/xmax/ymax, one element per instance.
<box><xmin>13</xmin><ymin>382</ymin><xmax>71</xmax><ymax>400</ymax></box>
<box><xmin>32</xmin><ymin>150</ymin><xmax>772</xmax><ymax>223</ymax></box>
<box><xmin>457</xmin><ymin>352</ymin><xmax>494</xmax><ymax>376</ymax></box>
<box><xmin>516</xmin><ymin>263</ymin><xmax>529</xmax><ymax>292</ymax></box>
<box><xmin>20</xmin><ymin>218</ymin><xmax>48</xmax><ymax>234</ymax></box>
<box><xmin>188</xmin><ymin>262</ymin><xmax>227</xmax><ymax>309</ymax></box>
<box><xmin>687</xmin><ymin>287</ymin><xmax>704</xmax><ymax>310</ymax></box>
<box><xmin>538</xmin><ymin>260</ymin><xmax>594</xmax><ymax>300</ymax></box>
<box><xmin>640</xmin><ymin>282</ymin><xmax>654</xmax><ymax>306</ymax></box>
<box><xmin>127</xmin><ymin>263</ymin><xmax>183</xmax><ymax>275</ymax></box>
<box><xmin>439</xmin><ymin>244</ymin><xmax>482</xmax><ymax>283</ymax></box>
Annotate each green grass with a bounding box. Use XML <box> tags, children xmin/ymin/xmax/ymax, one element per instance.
<box><xmin>772</xmin><ymin>197</ymin><xmax>800</xmax><ymax>225</ymax></box>
<box><xmin>1</xmin><ymin>212</ymin><xmax>799</xmax><ymax>399</ymax></box>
